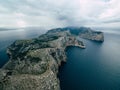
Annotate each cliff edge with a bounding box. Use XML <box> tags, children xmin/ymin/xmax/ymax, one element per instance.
<box><xmin>0</xmin><ymin>31</ymin><xmax>85</xmax><ymax>90</ymax></box>
<box><xmin>48</xmin><ymin>27</ymin><xmax>104</xmax><ymax>42</ymax></box>
<box><xmin>0</xmin><ymin>27</ymin><xmax>104</xmax><ymax>90</ymax></box>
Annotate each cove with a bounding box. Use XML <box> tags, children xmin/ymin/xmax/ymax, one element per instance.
<box><xmin>59</xmin><ymin>33</ymin><xmax>120</xmax><ymax>90</ymax></box>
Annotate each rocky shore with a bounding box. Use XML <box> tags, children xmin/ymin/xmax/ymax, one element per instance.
<box><xmin>0</xmin><ymin>27</ymin><xmax>104</xmax><ymax>90</ymax></box>
<box><xmin>48</xmin><ymin>27</ymin><xmax>104</xmax><ymax>42</ymax></box>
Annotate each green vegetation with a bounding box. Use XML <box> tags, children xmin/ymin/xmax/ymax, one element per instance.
<box><xmin>27</xmin><ymin>56</ymin><xmax>41</xmax><ymax>63</ymax></box>
<box><xmin>38</xmin><ymin>34</ymin><xmax>60</xmax><ymax>42</ymax></box>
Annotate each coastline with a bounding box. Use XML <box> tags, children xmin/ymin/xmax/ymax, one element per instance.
<box><xmin>0</xmin><ymin>27</ymin><xmax>103</xmax><ymax>90</ymax></box>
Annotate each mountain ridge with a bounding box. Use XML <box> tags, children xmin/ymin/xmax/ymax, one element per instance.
<box><xmin>0</xmin><ymin>27</ymin><xmax>104</xmax><ymax>90</ymax></box>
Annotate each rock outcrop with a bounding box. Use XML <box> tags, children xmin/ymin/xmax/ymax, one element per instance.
<box><xmin>78</xmin><ymin>28</ymin><xmax>104</xmax><ymax>42</ymax></box>
<box><xmin>0</xmin><ymin>31</ymin><xmax>85</xmax><ymax>90</ymax></box>
<box><xmin>0</xmin><ymin>27</ymin><xmax>104</xmax><ymax>90</ymax></box>
<box><xmin>48</xmin><ymin>27</ymin><xmax>104</xmax><ymax>42</ymax></box>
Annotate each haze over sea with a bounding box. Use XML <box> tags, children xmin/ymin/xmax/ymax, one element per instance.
<box><xmin>0</xmin><ymin>27</ymin><xmax>47</xmax><ymax>67</ymax></box>
<box><xmin>0</xmin><ymin>28</ymin><xmax>120</xmax><ymax>90</ymax></box>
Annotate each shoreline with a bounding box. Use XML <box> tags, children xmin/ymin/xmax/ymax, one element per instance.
<box><xmin>0</xmin><ymin>27</ymin><xmax>104</xmax><ymax>90</ymax></box>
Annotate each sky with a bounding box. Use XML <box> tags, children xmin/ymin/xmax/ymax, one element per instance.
<box><xmin>0</xmin><ymin>0</ymin><xmax>120</xmax><ymax>29</ymax></box>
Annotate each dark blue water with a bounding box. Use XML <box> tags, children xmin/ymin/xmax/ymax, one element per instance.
<box><xmin>1</xmin><ymin>29</ymin><xmax>120</xmax><ymax>90</ymax></box>
<box><xmin>0</xmin><ymin>28</ymin><xmax>46</xmax><ymax>68</ymax></box>
<box><xmin>59</xmin><ymin>33</ymin><xmax>120</xmax><ymax>90</ymax></box>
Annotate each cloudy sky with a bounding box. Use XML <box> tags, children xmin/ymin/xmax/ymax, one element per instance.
<box><xmin>0</xmin><ymin>0</ymin><xmax>120</xmax><ymax>29</ymax></box>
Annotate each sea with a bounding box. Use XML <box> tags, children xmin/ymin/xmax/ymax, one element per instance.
<box><xmin>0</xmin><ymin>28</ymin><xmax>47</xmax><ymax>68</ymax></box>
<box><xmin>0</xmin><ymin>28</ymin><xmax>120</xmax><ymax>90</ymax></box>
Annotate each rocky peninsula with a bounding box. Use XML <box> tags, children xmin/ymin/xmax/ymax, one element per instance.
<box><xmin>0</xmin><ymin>27</ymin><xmax>104</xmax><ymax>90</ymax></box>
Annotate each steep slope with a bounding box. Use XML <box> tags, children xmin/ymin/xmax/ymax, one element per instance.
<box><xmin>0</xmin><ymin>27</ymin><xmax>104</xmax><ymax>90</ymax></box>
<box><xmin>48</xmin><ymin>27</ymin><xmax>104</xmax><ymax>42</ymax></box>
<box><xmin>0</xmin><ymin>31</ymin><xmax>85</xmax><ymax>90</ymax></box>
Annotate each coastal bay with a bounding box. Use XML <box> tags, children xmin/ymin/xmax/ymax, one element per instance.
<box><xmin>0</xmin><ymin>27</ymin><xmax>120</xmax><ymax>90</ymax></box>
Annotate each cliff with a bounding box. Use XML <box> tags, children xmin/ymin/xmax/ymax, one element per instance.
<box><xmin>48</xmin><ymin>27</ymin><xmax>104</xmax><ymax>42</ymax></box>
<box><xmin>0</xmin><ymin>31</ymin><xmax>85</xmax><ymax>90</ymax></box>
<box><xmin>78</xmin><ymin>28</ymin><xmax>104</xmax><ymax>42</ymax></box>
<box><xmin>0</xmin><ymin>27</ymin><xmax>104</xmax><ymax>90</ymax></box>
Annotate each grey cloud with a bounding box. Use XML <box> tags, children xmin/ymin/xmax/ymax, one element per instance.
<box><xmin>103</xmin><ymin>18</ymin><xmax>120</xmax><ymax>23</ymax></box>
<box><xmin>0</xmin><ymin>0</ymin><xmax>120</xmax><ymax>29</ymax></box>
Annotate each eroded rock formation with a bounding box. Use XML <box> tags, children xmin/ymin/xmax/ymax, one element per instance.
<box><xmin>0</xmin><ymin>27</ymin><xmax>104</xmax><ymax>90</ymax></box>
<box><xmin>0</xmin><ymin>31</ymin><xmax>85</xmax><ymax>90</ymax></box>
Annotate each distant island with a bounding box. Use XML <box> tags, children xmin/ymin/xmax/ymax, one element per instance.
<box><xmin>0</xmin><ymin>27</ymin><xmax>104</xmax><ymax>90</ymax></box>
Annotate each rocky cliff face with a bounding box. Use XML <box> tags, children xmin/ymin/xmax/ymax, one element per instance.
<box><xmin>78</xmin><ymin>28</ymin><xmax>104</xmax><ymax>42</ymax></box>
<box><xmin>0</xmin><ymin>27</ymin><xmax>104</xmax><ymax>90</ymax></box>
<box><xmin>0</xmin><ymin>31</ymin><xmax>85</xmax><ymax>90</ymax></box>
<box><xmin>48</xmin><ymin>27</ymin><xmax>104</xmax><ymax>42</ymax></box>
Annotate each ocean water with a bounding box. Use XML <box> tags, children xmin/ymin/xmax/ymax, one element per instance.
<box><xmin>0</xmin><ymin>28</ymin><xmax>46</xmax><ymax>68</ymax></box>
<box><xmin>59</xmin><ymin>33</ymin><xmax>120</xmax><ymax>90</ymax></box>
<box><xmin>0</xmin><ymin>29</ymin><xmax>120</xmax><ymax>90</ymax></box>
